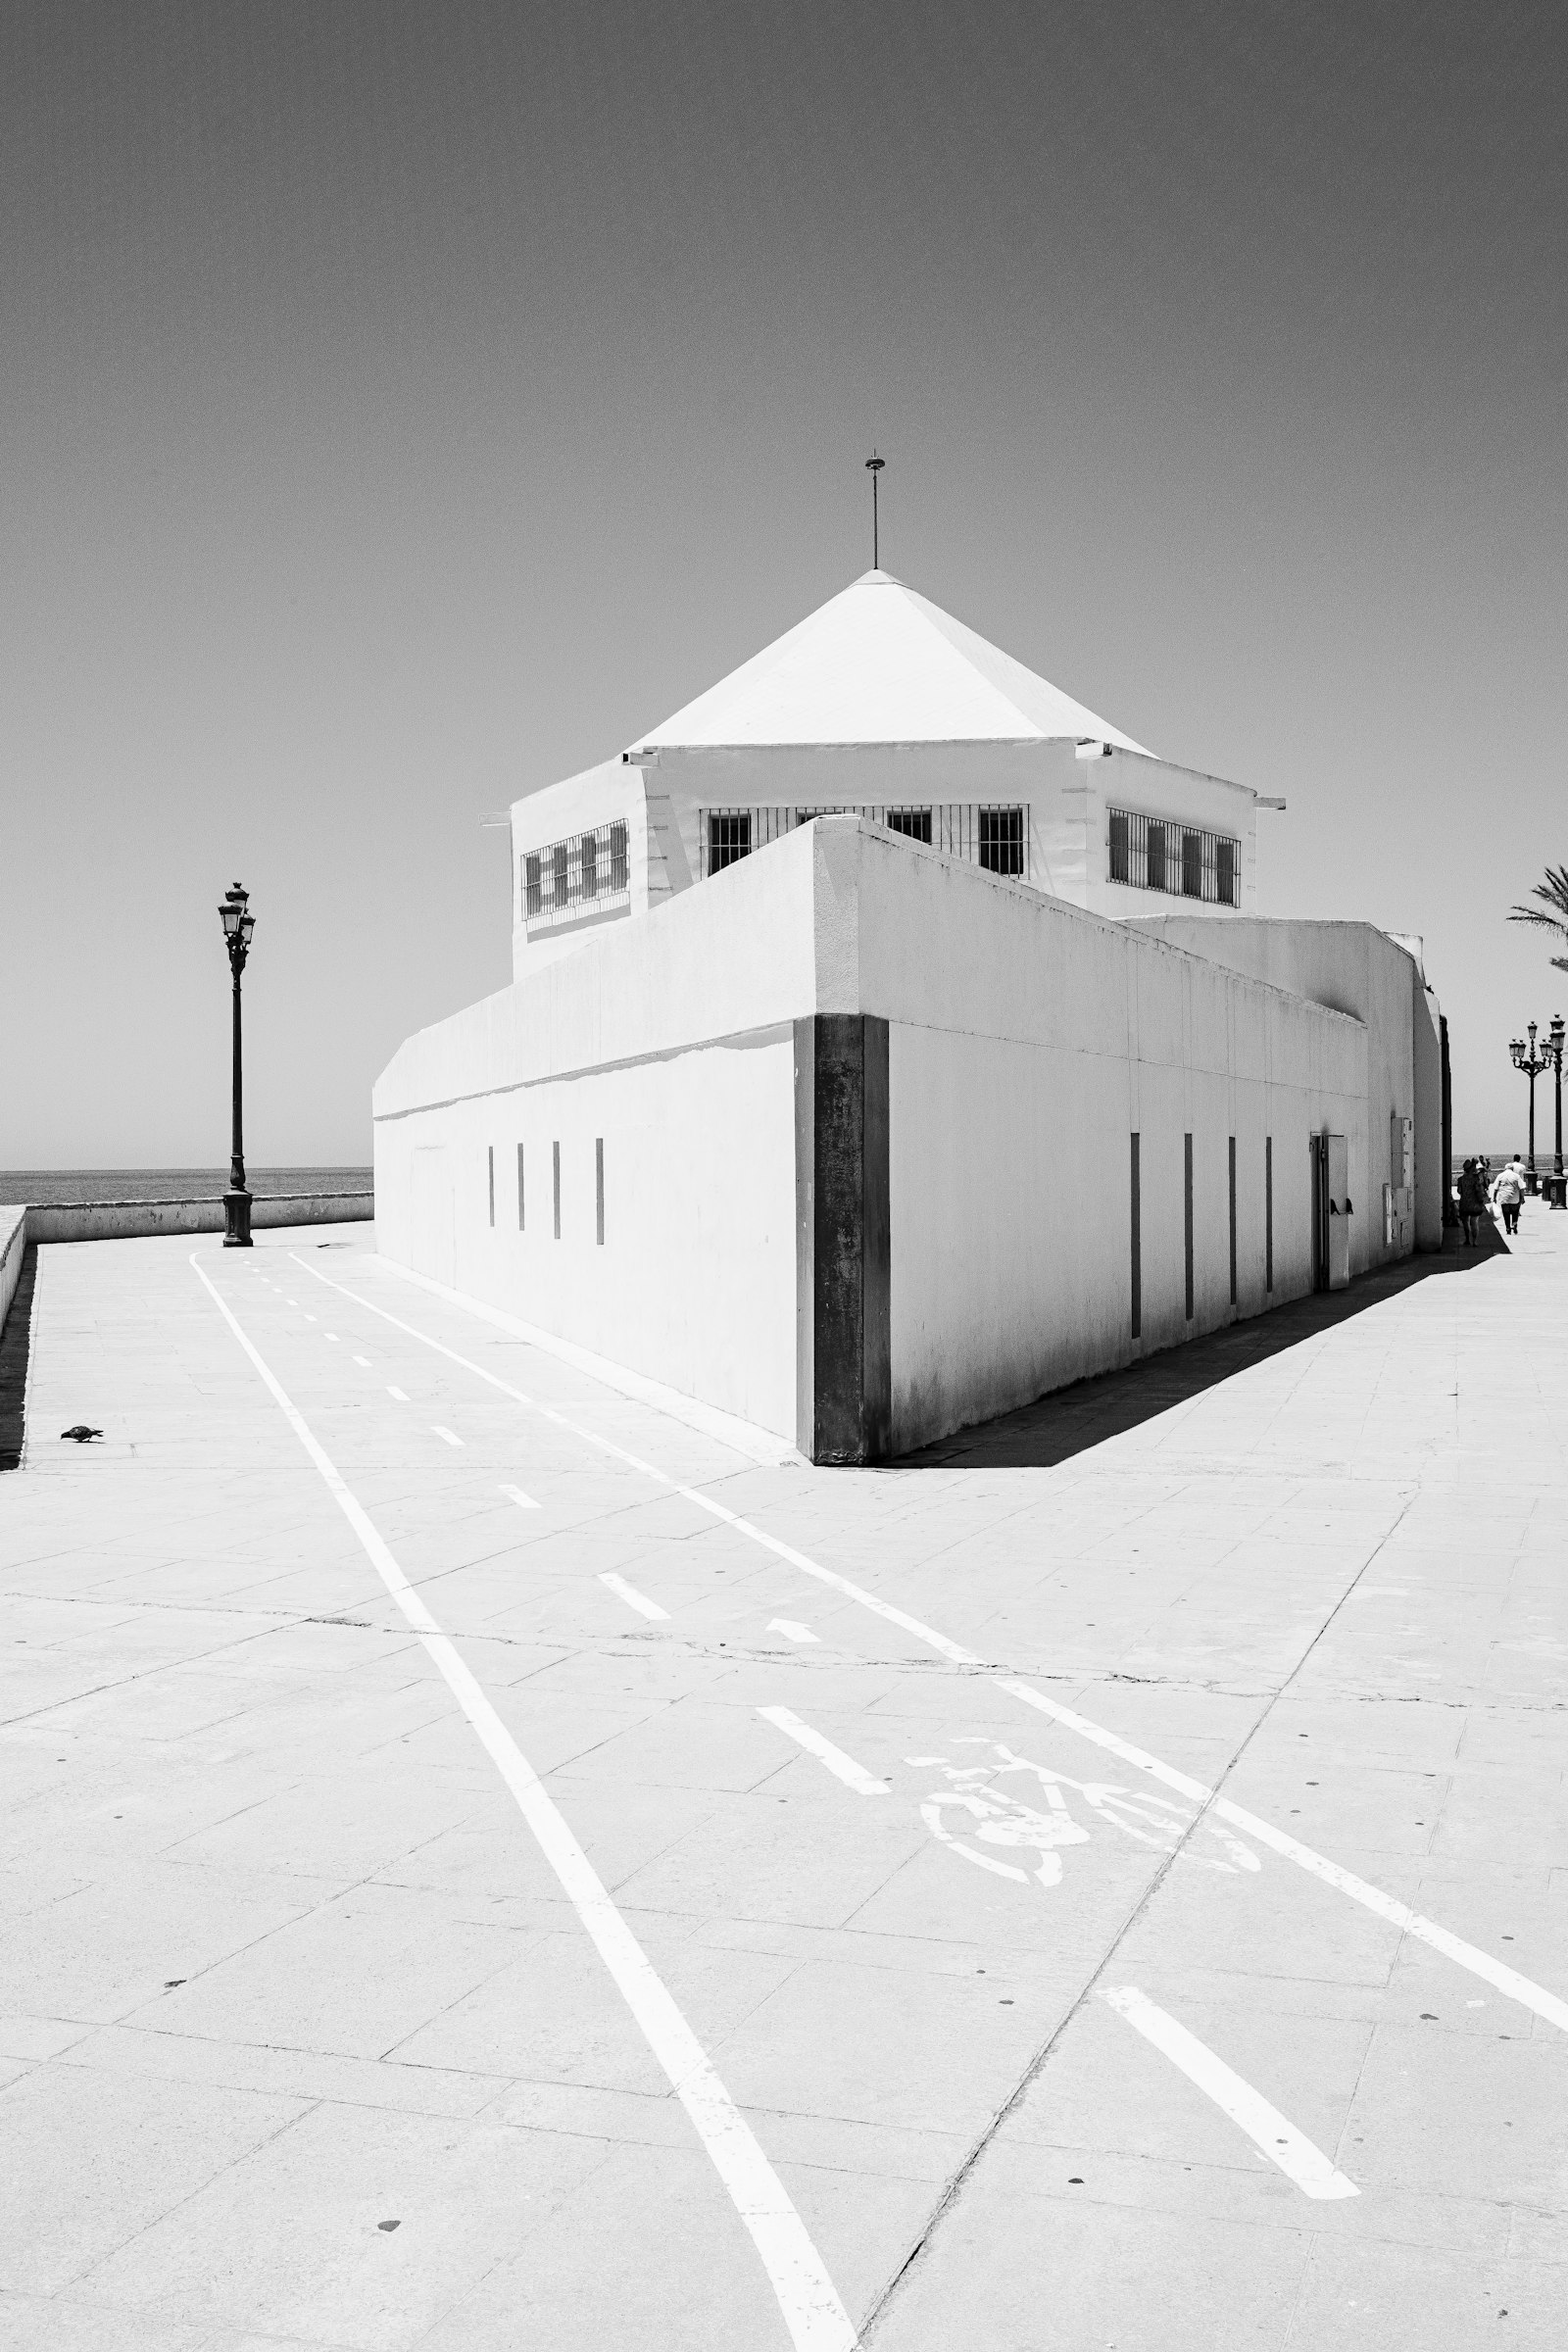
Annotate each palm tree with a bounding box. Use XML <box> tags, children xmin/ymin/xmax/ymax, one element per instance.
<box><xmin>1508</xmin><ymin>865</ymin><xmax>1568</xmax><ymax>973</ymax></box>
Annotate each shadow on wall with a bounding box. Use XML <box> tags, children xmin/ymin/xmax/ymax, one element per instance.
<box><xmin>897</xmin><ymin>1221</ymin><xmax>1505</xmax><ymax>1473</ymax></box>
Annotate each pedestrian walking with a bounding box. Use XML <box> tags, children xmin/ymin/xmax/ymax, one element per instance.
<box><xmin>1493</xmin><ymin>1155</ymin><xmax>1526</xmax><ymax>1237</ymax></box>
<box><xmin>1457</xmin><ymin>1157</ymin><xmax>1488</xmax><ymax>1248</ymax></box>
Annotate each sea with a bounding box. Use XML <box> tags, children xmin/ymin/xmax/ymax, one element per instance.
<box><xmin>0</xmin><ymin>1168</ymin><xmax>372</xmax><ymax>1206</ymax></box>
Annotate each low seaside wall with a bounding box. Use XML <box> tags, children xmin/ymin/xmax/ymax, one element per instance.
<box><xmin>0</xmin><ymin>1206</ymin><xmax>25</xmax><ymax>1348</ymax></box>
<box><xmin>0</xmin><ymin>1194</ymin><xmax>373</xmax><ymax>1348</ymax></box>
<box><xmin>18</xmin><ymin>1192</ymin><xmax>373</xmax><ymax>1244</ymax></box>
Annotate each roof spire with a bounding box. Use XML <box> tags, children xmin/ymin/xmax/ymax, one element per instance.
<box><xmin>864</xmin><ymin>451</ymin><xmax>885</xmax><ymax>571</ymax></box>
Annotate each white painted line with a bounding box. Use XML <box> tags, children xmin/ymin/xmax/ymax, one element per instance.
<box><xmin>305</xmin><ymin>1313</ymin><xmax>317</xmax><ymax>1321</ymax></box>
<box><xmin>192</xmin><ymin>1257</ymin><xmax>856</xmax><ymax>2352</ymax></box>
<box><xmin>1101</xmin><ymin>1986</ymin><xmax>1358</xmax><ymax>2201</ymax></box>
<box><xmin>432</xmin><ymin>1425</ymin><xmax>464</xmax><ymax>1447</ymax></box>
<box><xmin>601</xmin><ymin>1571</ymin><xmax>669</xmax><ymax>1621</ymax></box>
<box><xmin>290</xmin><ymin>1254</ymin><xmax>1568</xmax><ymax>2041</ymax></box>
<box><xmin>760</xmin><ymin>1706</ymin><xmax>889</xmax><ymax>1795</ymax></box>
<box><xmin>324</xmin><ymin>1332</ymin><xmax>339</xmax><ymax>1342</ymax></box>
<box><xmin>353</xmin><ymin>1355</ymin><xmax>371</xmax><ymax>1368</ymax></box>
<box><xmin>499</xmin><ymin>1482</ymin><xmax>540</xmax><ymax>1510</ymax></box>
<box><xmin>769</xmin><ymin>1619</ymin><xmax>819</xmax><ymax>1644</ymax></box>
<box><xmin>387</xmin><ymin>1386</ymin><xmax>409</xmax><ymax>1401</ymax></box>
<box><xmin>1001</xmin><ymin>1680</ymin><xmax>1568</xmax><ymax>2035</ymax></box>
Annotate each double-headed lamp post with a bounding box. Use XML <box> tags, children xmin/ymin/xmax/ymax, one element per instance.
<box><xmin>219</xmin><ymin>884</ymin><xmax>257</xmax><ymax>1247</ymax></box>
<box><xmin>1544</xmin><ymin>1014</ymin><xmax>1567</xmax><ymax>1211</ymax></box>
<box><xmin>1509</xmin><ymin>1021</ymin><xmax>1549</xmax><ymax>1196</ymax></box>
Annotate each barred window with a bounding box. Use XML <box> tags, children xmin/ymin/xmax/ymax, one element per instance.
<box><xmin>1181</xmin><ymin>829</ymin><xmax>1202</xmax><ymax>898</ymax></box>
<box><xmin>978</xmin><ymin>806</ymin><xmax>1025</xmax><ymax>876</ymax></box>
<box><xmin>1108</xmin><ymin>808</ymin><xmax>1240</xmax><ymax>906</ymax></box>
<box><xmin>887</xmin><ymin>807</ymin><xmax>933</xmax><ymax>844</ymax></box>
<box><xmin>709</xmin><ymin>810</ymin><xmax>753</xmax><ymax>870</ymax></box>
<box><xmin>521</xmin><ymin>820</ymin><xmax>636</xmax><ymax>932</ymax></box>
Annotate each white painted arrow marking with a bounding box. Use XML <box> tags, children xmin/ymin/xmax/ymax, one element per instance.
<box><xmin>760</xmin><ymin>1706</ymin><xmax>889</xmax><ymax>1795</ymax></box>
<box><xmin>769</xmin><ymin>1618</ymin><xmax>819</xmax><ymax>1643</ymax></box>
<box><xmin>1102</xmin><ymin>1986</ymin><xmax>1358</xmax><ymax>2200</ymax></box>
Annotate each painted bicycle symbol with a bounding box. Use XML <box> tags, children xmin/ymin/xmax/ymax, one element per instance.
<box><xmin>906</xmin><ymin>1740</ymin><xmax>1260</xmax><ymax>1888</ymax></box>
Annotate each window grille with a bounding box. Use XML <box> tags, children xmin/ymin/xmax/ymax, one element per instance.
<box><xmin>708</xmin><ymin>810</ymin><xmax>755</xmax><ymax>871</ymax></box>
<box><xmin>1106</xmin><ymin>808</ymin><xmax>1240</xmax><ymax>906</ymax></box>
<box><xmin>521</xmin><ymin>819</ymin><xmax>631</xmax><ymax>933</ymax></box>
<box><xmin>978</xmin><ymin>806</ymin><xmax>1024</xmax><ymax>875</ymax></box>
<box><xmin>696</xmin><ymin>804</ymin><xmax>1028</xmax><ymax>880</ymax></box>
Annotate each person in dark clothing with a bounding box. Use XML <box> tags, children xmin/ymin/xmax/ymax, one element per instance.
<box><xmin>1457</xmin><ymin>1157</ymin><xmax>1488</xmax><ymax>1248</ymax></box>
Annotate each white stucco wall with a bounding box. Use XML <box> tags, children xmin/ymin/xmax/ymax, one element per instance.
<box><xmin>378</xmin><ymin>827</ymin><xmax>831</xmax><ymax>1439</ymax></box>
<box><xmin>827</xmin><ymin>828</ymin><xmax>1365</xmax><ymax>1449</ymax></box>
<box><xmin>378</xmin><ymin>818</ymin><xmax>1389</xmax><ymax>1457</ymax></box>
<box><xmin>1126</xmin><ymin>916</ymin><xmax>1441</xmax><ymax>1264</ymax></box>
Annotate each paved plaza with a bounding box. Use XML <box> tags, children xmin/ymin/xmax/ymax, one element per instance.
<box><xmin>2</xmin><ymin>1205</ymin><xmax>1566</xmax><ymax>2349</ymax></box>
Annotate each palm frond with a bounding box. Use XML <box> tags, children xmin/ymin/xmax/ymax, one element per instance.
<box><xmin>1509</xmin><ymin>864</ymin><xmax>1568</xmax><ymax>931</ymax></box>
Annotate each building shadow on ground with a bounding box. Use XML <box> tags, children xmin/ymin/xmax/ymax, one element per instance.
<box><xmin>896</xmin><ymin>1222</ymin><xmax>1508</xmax><ymax>1472</ymax></box>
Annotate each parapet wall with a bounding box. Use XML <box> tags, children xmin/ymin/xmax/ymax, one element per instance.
<box><xmin>17</xmin><ymin>1193</ymin><xmax>373</xmax><ymax>1245</ymax></box>
<box><xmin>0</xmin><ymin>1195</ymin><xmax>375</xmax><ymax>1351</ymax></box>
<box><xmin>0</xmin><ymin>1207</ymin><xmax>25</xmax><ymax>1348</ymax></box>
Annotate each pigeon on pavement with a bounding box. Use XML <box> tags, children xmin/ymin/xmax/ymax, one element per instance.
<box><xmin>60</xmin><ymin>1425</ymin><xmax>103</xmax><ymax>1443</ymax></box>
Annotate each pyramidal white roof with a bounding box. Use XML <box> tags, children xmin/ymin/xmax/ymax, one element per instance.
<box><xmin>634</xmin><ymin>569</ymin><xmax>1151</xmax><ymax>755</ymax></box>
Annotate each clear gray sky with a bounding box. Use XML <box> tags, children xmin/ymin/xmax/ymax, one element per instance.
<box><xmin>4</xmin><ymin>0</ymin><xmax>1564</xmax><ymax>1165</ymax></box>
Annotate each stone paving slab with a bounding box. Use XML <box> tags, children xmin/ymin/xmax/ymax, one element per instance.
<box><xmin>1</xmin><ymin>1207</ymin><xmax>1566</xmax><ymax>2346</ymax></box>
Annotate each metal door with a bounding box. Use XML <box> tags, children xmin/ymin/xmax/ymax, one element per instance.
<box><xmin>1326</xmin><ymin>1132</ymin><xmax>1351</xmax><ymax>1291</ymax></box>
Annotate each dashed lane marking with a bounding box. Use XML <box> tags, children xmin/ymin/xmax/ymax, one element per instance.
<box><xmin>386</xmin><ymin>1386</ymin><xmax>409</xmax><ymax>1401</ymax></box>
<box><xmin>194</xmin><ymin>1256</ymin><xmax>857</xmax><ymax>2352</ymax></box>
<box><xmin>760</xmin><ymin>1706</ymin><xmax>890</xmax><ymax>1796</ymax></box>
<box><xmin>353</xmin><ymin>1355</ymin><xmax>371</xmax><ymax>1367</ymax></box>
<box><xmin>601</xmin><ymin>1571</ymin><xmax>669</xmax><ymax>1621</ymax></box>
<box><xmin>1101</xmin><ymin>1986</ymin><xmax>1359</xmax><ymax>2201</ymax></box>
<box><xmin>432</xmin><ymin>1425</ymin><xmax>464</xmax><ymax>1447</ymax></box>
<box><xmin>289</xmin><ymin>1250</ymin><xmax>1568</xmax><ymax>2040</ymax></box>
<box><xmin>499</xmin><ymin>1482</ymin><xmax>540</xmax><ymax>1510</ymax></box>
<box><xmin>769</xmin><ymin>1619</ymin><xmax>819</xmax><ymax>1643</ymax></box>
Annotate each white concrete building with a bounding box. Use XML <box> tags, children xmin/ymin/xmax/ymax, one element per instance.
<box><xmin>376</xmin><ymin>570</ymin><xmax>1448</xmax><ymax>1460</ymax></box>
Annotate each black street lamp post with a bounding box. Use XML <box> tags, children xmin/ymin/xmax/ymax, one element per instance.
<box><xmin>1545</xmin><ymin>1014</ymin><xmax>1567</xmax><ymax>1211</ymax></box>
<box><xmin>1509</xmin><ymin>1022</ymin><xmax>1549</xmax><ymax>1196</ymax></box>
<box><xmin>219</xmin><ymin>884</ymin><xmax>257</xmax><ymax>1247</ymax></box>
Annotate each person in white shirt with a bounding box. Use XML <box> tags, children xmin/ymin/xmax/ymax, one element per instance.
<box><xmin>1492</xmin><ymin>1155</ymin><xmax>1526</xmax><ymax>1236</ymax></box>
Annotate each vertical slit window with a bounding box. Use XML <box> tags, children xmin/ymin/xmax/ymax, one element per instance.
<box><xmin>1217</xmin><ymin>838</ymin><xmax>1237</xmax><ymax>906</ymax></box>
<box><xmin>553</xmin><ymin>1142</ymin><xmax>561</xmax><ymax>1241</ymax></box>
<box><xmin>887</xmin><ymin>808</ymin><xmax>933</xmax><ymax>844</ymax></box>
<box><xmin>1228</xmin><ymin>1136</ymin><xmax>1237</xmax><ymax>1305</ymax></box>
<box><xmin>1148</xmin><ymin>822</ymin><xmax>1167</xmax><ymax>894</ymax></box>
<box><xmin>516</xmin><ymin>1142</ymin><xmax>525</xmax><ymax>1230</ymax></box>
<box><xmin>1182</xmin><ymin>831</ymin><xmax>1203</xmax><ymax>898</ymax></box>
<box><xmin>580</xmin><ymin>832</ymin><xmax>598</xmax><ymax>901</ymax></box>
<box><xmin>1265</xmin><ymin>1136</ymin><xmax>1273</xmax><ymax>1292</ymax></box>
<box><xmin>609</xmin><ymin>821</ymin><xmax>628</xmax><ymax>893</ymax></box>
<box><xmin>1184</xmin><ymin>1133</ymin><xmax>1195</xmax><ymax>1320</ymax></box>
<box><xmin>552</xmin><ymin>842</ymin><xmax>568</xmax><ymax>905</ymax></box>
<box><xmin>595</xmin><ymin>1138</ymin><xmax>605</xmax><ymax>1246</ymax></box>
<box><xmin>1109</xmin><ymin>809</ymin><xmax>1130</xmax><ymax>884</ymax></box>
<box><xmin>524</xmin><ymin>855</ymin><xmax>542</xmax><ymax>919</ymax></box>
<box><xmin>487</xmin><ymin>1146</ymin><xmax>495</xmax><ymax>1230</ymax></box>
<box><xmin>1130</xmin><ymin>1133</ymin><xmax>1142</xmax><ymax>1340</ymax></box>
